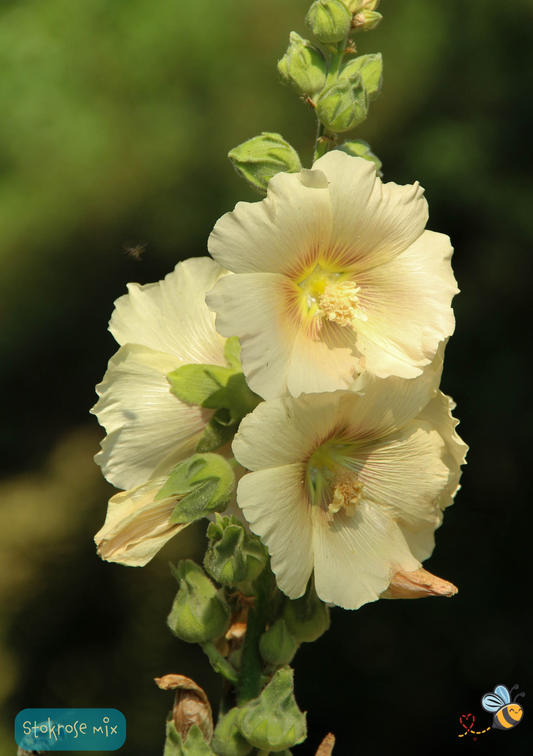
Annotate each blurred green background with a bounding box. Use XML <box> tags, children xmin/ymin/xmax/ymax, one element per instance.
<box><xmin>1</xmin><ymin>0</ymin><xmax>532</xmax><ymax>753</ymax></box>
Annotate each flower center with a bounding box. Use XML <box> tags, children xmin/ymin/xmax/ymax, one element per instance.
<box><xmin>297</xmin><ymin>265</ymin><xmax>366</xmax><ymax>326</ymax></box>
<box><xmin>307</xmin><ymin>444</ymin><xmax>365</xmax><ymax>520</ymax></box>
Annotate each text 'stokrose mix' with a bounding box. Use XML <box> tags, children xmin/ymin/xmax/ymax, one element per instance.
<box><xmin>206</xmin><ymin>152</ymin><xmax>458</xmax><ymax>400</ymax></box>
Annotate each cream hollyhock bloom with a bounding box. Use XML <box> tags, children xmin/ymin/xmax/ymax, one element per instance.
<box><xmin>206</xmin><ymin>151</ymin><xmax>458</xmax><ymax>400</ymax></box>
<box><xmin>232</xmin><ymin>358</ymin><xmax>467</xmax><ymax>610</ymax></box>
<box><xmin>92</xmin><ymin>257</ymin><xmax>231</xmax><ymax>490</ymax></box>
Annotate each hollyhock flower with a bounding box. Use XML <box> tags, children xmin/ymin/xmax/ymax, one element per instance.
<box><xmin>232</xmin><ymin>358</ymin><xmax>467</xmax><ymax>610</ymax></box>
<box><xmin>206</xmin><ymin>151</ymin><xmax>458</xmax><ymax>400</ymax></box>
<box><xmin>92</xmin><ymin>257</ymin><xmax>230</xmax><ymax>491</ymax></box>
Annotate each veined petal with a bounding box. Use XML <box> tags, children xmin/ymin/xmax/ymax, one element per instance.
<box><xmin>312</xmin><ymin>502</ymin><xmax>419</xmax><ymax>610</ymax></box>
<box><xmin>109</xmin><ymin>257</ymin><xmax>228</xmax><ymax>364</ymax></box>
<box><xmin>208</xmin><ymin>169</ymin><xmax>332</xmax><ymax>275</ymax></box>
<box><xmin>355</xmin><ymin>230</ymin><xmax>458</xmax><ymax>375</ymax></box>
<box><xmin>399</xmin><ymin>522</ymin><xmax>440</xmax><ymax>562</ymax></box>
<box><xmin>346</xmin><ymin>420</ymin><xmax>450</xmax><ymax>530</ymax></box>
<box><xmin>236</xmin><ymin>465</ymin><xmax>314</xmax><ymax>598</ymax></box>
<box><xmin>313</xmin><ymin>151</ymin><xmax>428</xmax><ymax>271</ymax></box>
<box><xmin>95</xmin><ymin>479</ymin><xmax>188</xmax><ymax>567</ymax></box>
<box><xmin>92</xmin><ymin>344</ymin><xmax>213</xmax><ymax>490</ymax></box>
<box><xmin>206</xmin><ymin>272</ymin><xmax>299</xmax><ymax>400</ymax></box>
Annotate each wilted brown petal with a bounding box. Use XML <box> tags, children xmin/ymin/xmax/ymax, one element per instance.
<box><xmin>316</xmin><ymin>732</ymin><xmax>336</xmax><ymax>755</ymax></box>
<box><xmin>382</xmin><ymin>567</ymin><xmax>458</xmax><ymax>599</ymax></box>
<box><xmin>155</xmin><ymin>674</ymin><xmax>213</xmax><ymax>742</ymax></box>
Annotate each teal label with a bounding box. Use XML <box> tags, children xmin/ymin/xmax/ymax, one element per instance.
<box><xmin>15</xmin><ymin>708</ymin><xmax>126</xmax><ymax>751</ymax></box>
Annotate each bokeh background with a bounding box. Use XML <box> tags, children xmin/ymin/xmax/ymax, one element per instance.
<box><xmin>1</xmin><ymin>0</ymin><xmax>532</xmax><ymax>753</ymax></box>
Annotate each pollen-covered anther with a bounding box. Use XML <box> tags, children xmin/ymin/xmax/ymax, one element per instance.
<box><xmin>328</xmin><ymin>469</ymin><xmax>365</xmax><ymax>520</ymax></box>
<box><xmin>317</xmin><ymin>280</ymin><xmax>367</xmax><ymax>326</ymax></box>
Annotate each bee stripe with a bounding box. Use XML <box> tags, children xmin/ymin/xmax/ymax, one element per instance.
<box><xmin>496</xmin><ymin>708</ymin><xmax>517</xmax><ymax>728</ymax></box>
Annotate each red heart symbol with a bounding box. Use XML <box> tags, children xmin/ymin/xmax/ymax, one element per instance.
<box><xmin>460</xmin><ymin>713</ymin><xmax>475</xmax><ymax>732</ymax></box>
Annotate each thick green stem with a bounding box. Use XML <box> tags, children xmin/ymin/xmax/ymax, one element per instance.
<box><xmin>236</xmin><ymin>565</ymin><xmax>272</xmax><ymax>705</ymax></box>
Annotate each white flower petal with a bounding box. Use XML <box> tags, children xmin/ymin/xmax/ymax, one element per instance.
<box><xmin>399</xmin><ymin>523</ymin><xmax>440</xmax><ymax>563</ymax></box>
<box><xmin>312</xmin><ymin>502</ymin><xmax>419</xmax><ymax>610</ymax></box>
<box><xmin>355</xmin><ymin>230</ymin><xmax>458</xmax><ymax>376</ymax></box>
<box><xmin>109</xmin><ymin>257</ymin><xmax>227</xmax><ymax>364</ymax></box>
<box><xmin>208</xmin><ymin>170</ymin><xmax>332</xmax><ymax>275</ymax></box>
<box><xmin>237</xmin><ymin>465</ymin><xmax>314</xmax><ymax>598</ymax></box>
<box><xmin>95</xmin><ymin>479</ymin><xmax>187</xmax><ymax>567</ymax></box>
<box><xmin>313</xmin><ymin>151</ymin><xmax>428</xmax><ymax>270</ymax></box>
<box><xmin>92</xmin><ymin>344</ymin><xmax>212</xmax><ymax>490</ymax></box>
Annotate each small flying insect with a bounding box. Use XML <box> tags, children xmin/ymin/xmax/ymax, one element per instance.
<box><xmin>481</xmin><ymin>683</ymin><xmax>525</xmax><ymax>730</ymax></box>
<box><xmin>123</xmin><ymin>241</ymin><xmax>147</xmax><ymax>261</ymax></box>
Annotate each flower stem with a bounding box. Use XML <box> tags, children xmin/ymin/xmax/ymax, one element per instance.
<box><xmin>236</xmin><ymin>564</ymin><xmax>272</xmax><ymax>705</ymax></box>
<box><xmin>201</xmin><ymin>641</ymin><xmax>238</xmax><ymax>685</ymax></box>
<box><xmin>313</xmin><ymin>35</ymin><xmax>350</xmax><ymax>164</ymax></box>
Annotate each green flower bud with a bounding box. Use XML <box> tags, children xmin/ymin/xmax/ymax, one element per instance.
<box><xmin>306</xmin><ymin>1</ymin><xmax>352</xmax><ymax>45</ymax></box>
<box><xmin>237</xmin><ymin>668</ymin><xmax>306</xmax><ymax>752</ymax></box>
<box><xmin>338</xmin><ymin>139</ymin><xmax>382</xmax><ymax>175</ymax></box>
<box><xmin>164</xmin><ymin>722</ymin><xmax>215</xmax><ymax>756</ymax></box>
<box><xmin>155</xmin><ymin>454</ymin><xmax>236</xmax><ymax>524</ymax></box>
<box><xmin>277</xmin><ymin>32</ymin><xmax>327</xmax><ymax>97</ymax></box>
<box><xmin>168</xmin><ymin>560</ymin><xmax>231</xmax><ymax>644</ymax></box>
<box><xmin>352</xmin><ymin>9</ymin><xmax>382</xmax><ymax>32</ymax></box>
<box><xmin>213</xmin><ymin>708</ymin><xmax>253</xmax><ymax>756</ymax></box>
<box><xmin>316</xmin><ymin>74</ymin><xmax>368</xmax><ymax>133</ymax></box>
<box><xmin>282</xmin><ymin>579</ymin><xmax>330</xmax><ymax>643</ymax></box>
<box><xmin>342</xmin><ymin>0</ymin><xmax>380</xmax><ymax>12</ymax></box>
<box><xmin>339</xmin><ymin>53</ymin><xmax>382</xmax><ymax>100</ymax></box>
<box><xmin>259</xmin><ymin>619</ymin><xmax>298</xmax><ymax>666</ymax></box>
<box><xmin>229</xmin><ymin>132</ymin><xmax>302</xmax><ymax>195</ymax></box>
<box><xmin>205</xmin><ymin>514</ymin><xmax>268</xmax><ymax>588</ymax></box>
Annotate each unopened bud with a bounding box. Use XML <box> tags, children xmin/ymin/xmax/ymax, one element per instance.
<box><xmin>316</xmin><ymin>75</ymin><xmax>368</xmax><ymax>133</ymax></box>
<box><xmin>343</xmin><ymin>0</ymin><xmax>380</xmax><ymax>12</ymax></box>
<box><xmin>381</xmin><ymin>567</ymin><xmax>458</xmax><ymax>599</ymax></box>
<box><xmin>237</xmin><ymin>668</ymin><xmax>306</xmax><ymax>751</ymax></box>
<box><xmin>213</xmin><ymin>708</ymin><xmax>253</xmax><ymax>756</ymax></box>
<box><xmin>283</xmin><ymin>580</ymin><xmax>330</xmax><ymax>643</ymax></box>
<box><xmin>205</xmin><ymin>514</ymin><xmax>268</xmax><ymax>588</ymax></box>
<box><xmin>277</xmin><ymin>32</ymin><xmax>327</xmax><ymax>97</ymax></box>
<box><xmin>338</xmin><ymin>139</ymin><xmax>382</xmax><ymax>175</ymax></box>
<box><xmin>168</xmin><ymin>560</ymin><xmax>231</xmax><ymax>643</ymax></box>
<box><xmin>259</xmin><ymin>619</ymin><xmax>298</xmax><ymax>666</ymax></box>
<box><xmin>316</xmin><ymin>733</ymin><xmax>336</xmax><ymax>755</ymax></box>
<box><xmin>229</xmin><ymin>133</ymin><xmax>302</xmax><ymax>195</ymax></box>
<box><xmin>306</xmin><ymin>0</ymin><xmax>352</xmax><ymax>44</ymax></box>
<box><xmin>352</xmin><ymin>9</ymin><xmax>382</xmax><ymax>31</ymax></box>
<box><xmin>339</xmin><ymin>53</ymin><xmax>382</xmax><ymax>99</ymax></box>
<box><xmin>155</xmin><ymin>675</ymin><xmax>213</xmax><ymax>744</ymax></box>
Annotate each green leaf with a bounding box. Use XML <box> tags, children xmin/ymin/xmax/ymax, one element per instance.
<box><xmin>224</xmin><ymin>337</ymin><xmax>242</xmax><ymax>369</ymax></box>
<box><xmin>167</xmin><ymin>364</ymin><xmax>240</xmax><ymax>407</ymax></box>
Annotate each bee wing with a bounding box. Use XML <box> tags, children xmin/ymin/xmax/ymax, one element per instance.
<box><xmin>481</xmin><ymin>693</ymin><xmax>504</xmax><ymax>712</ymax></box>
<box><xmin>494</xmin><ymin>684</ymin><xmax>511</xmax><ymax>704</ymax></box>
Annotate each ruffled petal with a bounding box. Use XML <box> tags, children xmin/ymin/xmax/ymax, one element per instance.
<box><xmin>313</xmin><ymin>151</ymin><xmax>428</xmax><ymax>271</ymax></box>
<box><xmin>399</xmin><ymin>522</ymin><xmax>440</xmax><ymax>562</ymax></box>
<box><xmin>354</xmin><ymin>230</ymin><xmax>458</xmax><ymax>376</ymax></box>
<box><xmin>206</xmin><ymin>272</ymin><xmax>299</xmax><ymax>400</ymax></box>
<box><xmin>109</xmin><ymin>257</ymin><xmax>227</xmax><ymax>364</ymax></box>
<box><xmin>312</xmin><ymin>502</ymin><xmax>419</xmax><ymax>610</ymax></box>
<box><xmin>92</xmin><ymin>344</ymin><xmax>213</xmax><ymax>490</ymax></box>
<box><xmin>237</xmin><ymin>465</ymin><xmax>314</xmax><ymax>598</ymax></box>
<box><xmin>345</xmin><ymin>420</ymin><xmax>450</xmax><ymax>530</ymax></box>
<box><xmin>208</xmin><ymin>169</ymin><xmax>332</xmax><ymax>275</ymax></box>
<box><xmin>95</xmin><ymin>479</ymin><xmax>188</xmax><ymax>566</ymax></box>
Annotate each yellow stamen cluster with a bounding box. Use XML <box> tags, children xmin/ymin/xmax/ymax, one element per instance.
<box><xmin>328</xmin><ymin>468</ymin><xmax>365</xmax><ymax>520</ymax></box>
<box><xmin>317</xmin><ymin>280</ymin><xmax>367</xmax><ymax>326</ymax></box>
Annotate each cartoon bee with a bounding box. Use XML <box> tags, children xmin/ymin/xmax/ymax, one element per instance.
<box><xmin>481</xmin><ymin>684</ymin><xmax>525</xmax><ymax>730</ymax></box>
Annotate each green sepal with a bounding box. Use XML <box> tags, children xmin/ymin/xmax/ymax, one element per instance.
<box><xmin>164</xmin><ymin>722</ymin><xmax>215</xmax><ymax>755</ymax></box>
<box><xmin>168</xmin><ymin>560</ymin><xmax>231</xmax><ymax>644</ymax></box>
<box><xmin>213</xmin><ymin>708</ymin><xmax>253</xmax><ymax>756</ymax></box>
<box><xmin>224</xmin><ymin>337</ymin><xmax>242</xmax><ymax>369</ymax></box>
<box><xmin>338</xmin><ymin>53</ymin><xmax>383</xmax><ymax>100</ymax></box>
<box><xmin>277</xmin><ymin>32</ymin><xmax>328</xmax><ymax>97</ymax></box>
<box><xmin>316</xmin><ymin>74</ymin><xmax>368</xmax><ymax>133</ymax></box>
<box><xmin>306</xmin><ymin>0</ymin><xmax>352</xmax><ymax>45</ymax></box>
<box><xmin>282</xmin><ymin>578</ymin><xmax>330</xmax><ymax>643</ymax></box>
<box><xmin>259</xmin><ymin>619</ymin><xmax>298</xmax><ymax>666</ymax></box>
<box><xmin>229</xmin><ymin>133</ymin><xmax>302</xmax><ymax>195</ymax></box>
<box><xmin>205</xmin><ymin>514</ymin><xmax>268</xmax><ymax>588</ymax></box>
<box><xmin>168</xmin><ymin>364</ymin><xmax>240</xmax><ymax>408</ymax></box>
<box><xmin>338</xmin><ymin>139</ymin><xmax>382</xmax><ymax>175</ymax></box>
<box><xmin>353</xmin><ymin>9</ymin><xmax>382</xmax><ymax>31</ymax></box>
<box><xmin>196</xmin><ymin>410</ymin><xmax>239</xmax><ymax>454</ymax></box>
<box><xmin>236</xmin><ymin>668</ymin><xmax>306</xmax><ymax>751</ymax></box>
<box><xmin>154</xmin><ymin>454</ymin><xmax>235</xmax><ymax>524</ymax></box>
